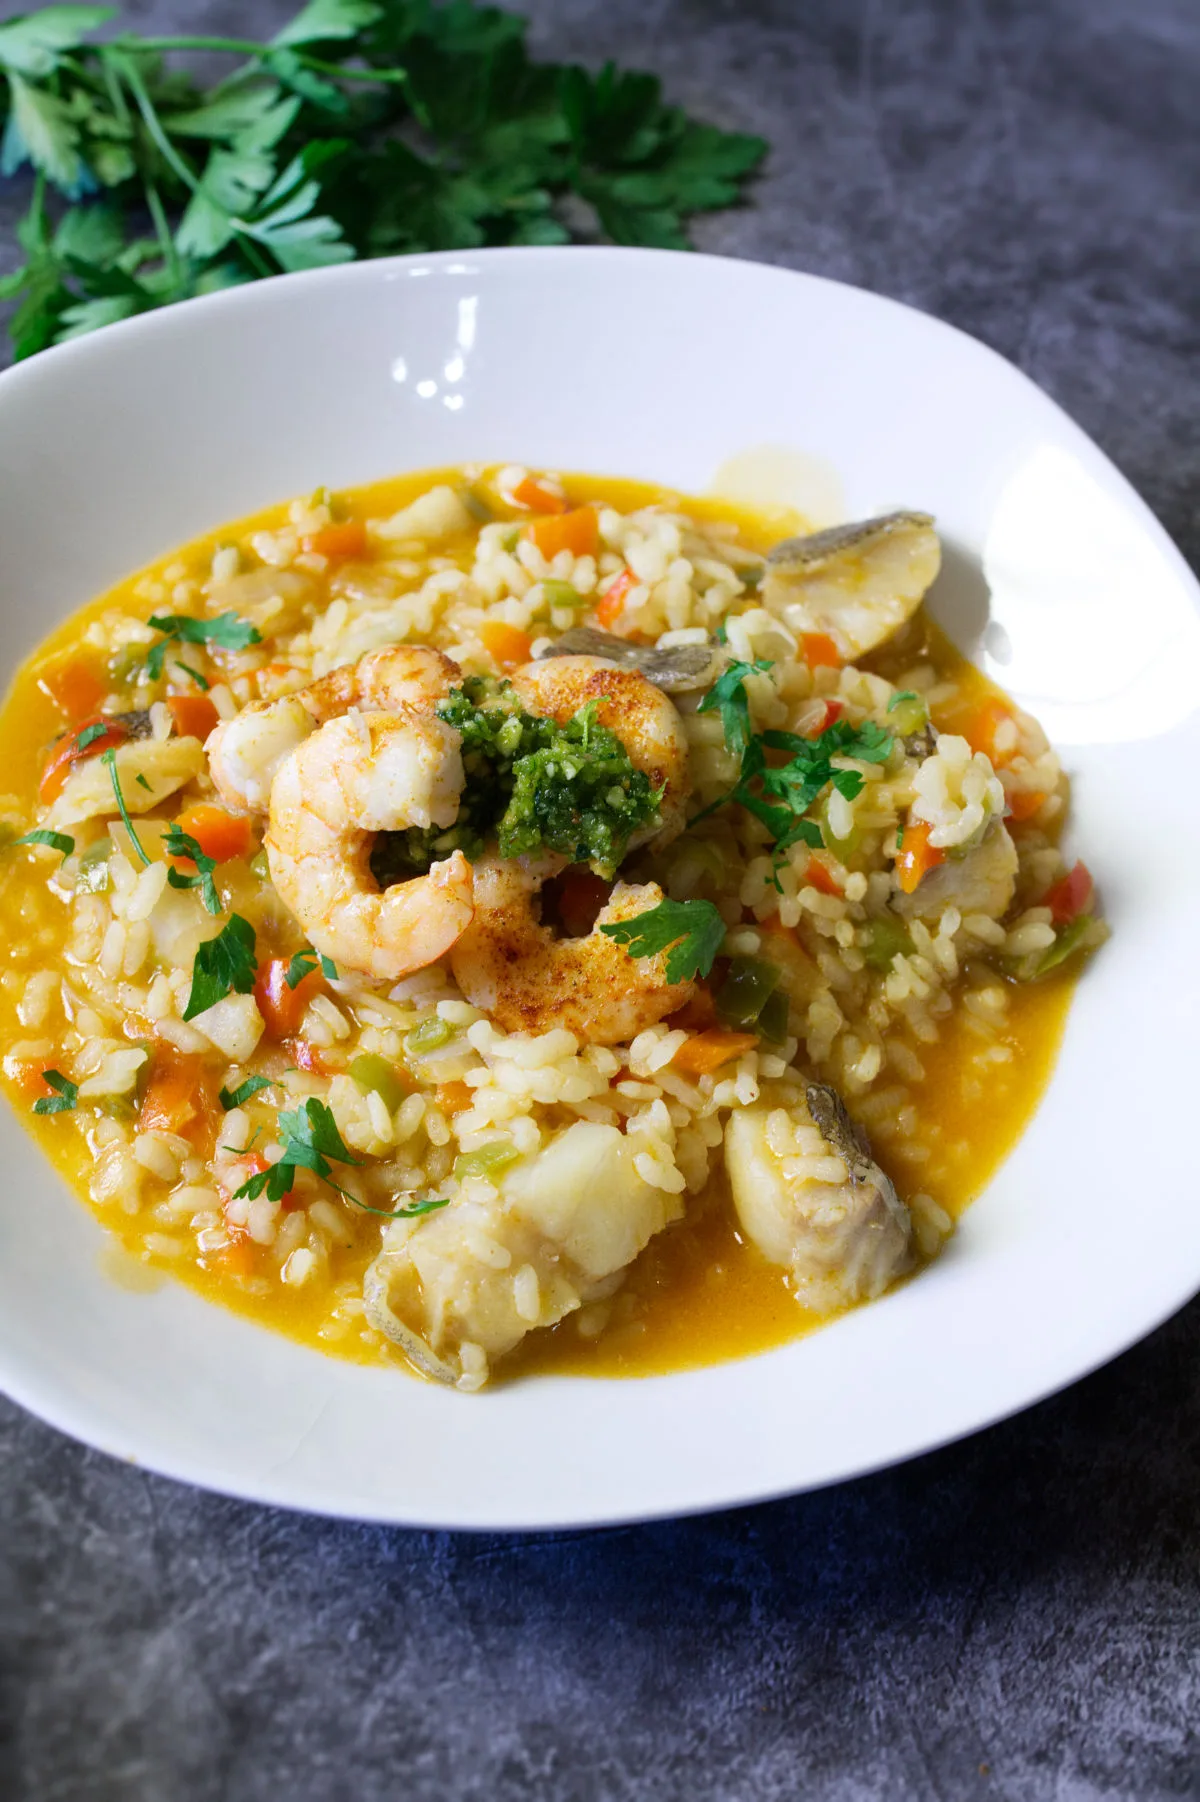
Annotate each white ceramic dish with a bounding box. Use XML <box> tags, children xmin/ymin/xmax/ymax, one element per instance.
<box><xmin>1</xmin><ymin>248</ymin><xmax>1197</xmax><ymax>1529</ymax></box>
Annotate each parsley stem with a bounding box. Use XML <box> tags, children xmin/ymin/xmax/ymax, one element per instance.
<box><xmin>110</xmin><ymin>51</ymin><xmax>202</xmax><ymax>197</ymax></box>
<box><xmin>101</xmin><ymin>749</ymin><xmax>150</xmax><ymax>868</ymax></box>
<box><xmin>145</xmin><ymin>181</ymin><xmax>181</xmax><ymax>295</ymax></box>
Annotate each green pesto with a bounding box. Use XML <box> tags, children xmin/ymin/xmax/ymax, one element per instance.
<box><xmin>370</xmin><ymin>678</ymin><xmax>662</xmax><ymax>886</ymax></box>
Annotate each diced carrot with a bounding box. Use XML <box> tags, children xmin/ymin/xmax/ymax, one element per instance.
<box><xmin>7</xmin><ymin>1059</ymin><xmax>56</xmax><ymax>1103</ymax></box>
<box><xmin>479</xmin><ymin>620</ymin><xmax>533</xmax><ymax>671</ymax></box>
<box><xmin>166</xmin><ymin>692</ymin><xmax>220</xmax><ymax>743</ymax></box>
<box><xmin>511</xmin><ymin>474</ymin><xmax>567</xmax><ymax>514</ymax></box>
<box><xmin>800</xmin><ymin>632</ymin><xmax>842</xmax><ymax>669</ymax></box>
<box><xmin>436</xmin><ymin>1081</ymin><xmax>474</xmax><ymax>1115</ymax></box>
<box><xmin>895</xmin><ymin>820</ymin><xmax>945</xmax><ymax>895</ymax></box>
<box><xmin>526</xmin><ymin>505</ymin><xmax>599</xmax><ymax>561</ymax></box>
<box><xmin>666</xmin><ymin>985</ymin><xmax>717</xmax><ymax>1033</ymax></box>
<box><xmin>213</xmin><ymin>1234</ymin><xmax>258</xmax><ymax>1278</ymax></box>
<box><xmin>303</xmin><ymin>519</ymin><xmax>368</xmax><ymax>562</ymax></box>
<box><xmin>1043</xmin><ymin>859</ymin><xmax>1094</xmax><ymax>926</ymax></box>
<box><xmin>173</xmin><ymin>803</ymin><xmax>253</xmax><ymax>864</ymax></box>
<box><xmin>1006</xmin><ymin>788</ymin><xmax>1047</xmax><ymax>824</ymax></box>
<box><xmin>38</xmin><ymin>713</ymin><xmax>131</xmax><ymax>803</ymax></box>
<box><xmin>554</xmin><ymin>867</ymin><xmax>611</xmax><ymax>938</ymax></box>
<box><xmin>39</xmin><ymin>656</ymin><xmax>106</xmax><ymax>722</ymax></box>
<box><xmin>962</xmin><ymin>697</ymin><xmax>1017</xmax><ymax>767</ymax></box>
<box><xmin>594</xmin><ymin>567</ymin><xmax>638</xmax><ymax>630</ymax></box>
<box><xmin>256</xmin><ymin>958</ymin><xmax>324</xmax><ymax>1039</ymax></box>
<box><xmin>139</xmin><ymin>1049</ymin><xmax>208</xmax><ymax>1136</ymax></box>
<box><xmin>673</xmin><ymin>1029</ymin><xmax>759</xmax><ymax>1076</ymax></box>
<box><xmin>804</xmin><ymin>855</ymin><xmax>843</xmax><ymax>897</ymax></box>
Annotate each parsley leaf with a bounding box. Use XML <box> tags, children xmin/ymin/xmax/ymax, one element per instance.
<box><xmin>75</xmin><ymin>721</ymin><xmax>107</xmax><ymax>750</ymax></box>
<box><xmin>219</xmin><ymin>1073</ymin><xmax>273</xmax><ymax>1109</ymax></box>
<box><xmin>164</xmin><ymin>823</ymin><xmax>222</xmax><ymax>915</ymax></box>
<box><xmin>697</xmin><ymin>658</ymin><xmax>772</xmax><ymax>757</ymax></box>
<box><xmin>599</xmin><ymin>896</ymin><xmax>726</xmax><ymax>984</ymax></box>
<box><xmin>233</xmin><ymin>1096</ymin><xmax>358</xmax><ymax>1203</ymax></box>
<box><xmin>11</xmin><ymin>827</ymin><xmax>74</xmax><ymax>860</ymax></box>
<box><xmin>173</xmin><ymin>660</ymin><xmax>209</xmax><ymax>690</ymax></box>
<box><xmin>182</xmin><ymin>912</ymin><xmax>257</xmax><ymax>1019</ymax></box>
<box><xmin>100</xmin><ymin>746</ymin><xmax>150</xmax><ymax>866</ymax></box>
<box><xmin>0</xmin><ymin>3</ymin><xmax>765</xmax><ymax>359</ymax></box>
<box><xmin>285</xmin><ymin>947</ymin><xmax>338</xmax><ymax>986</ymax></box>
<box><xmin>33</xmin><ymin>1068</ymin><xmax>78</xmax><ymax>1114</ymax></box>
<box><xmin>145</xmin><ymin>611</ymin><xmax>260</xmax><ymax>681</ymax></box>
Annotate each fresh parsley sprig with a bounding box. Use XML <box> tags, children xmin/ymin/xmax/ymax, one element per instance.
<box><xmin>145</xmin><ymin>611</ymin><xmax>260</xmax><ymax>681</ymax></box>
<box><xmin>600</xmin><ymin>896</ymin><xmax>725</xmax><ymax>985</ymax></box>
<box><xmin>10</xmin><ymin>826</ymin><xmax>74</xmax><ymax>860</ymax></box>
<box><xmin>233</xmin><ymin>1096</ymin><xmax>357</xmax><ymax>1202</ymax></box>
<box><xmin>164</xmin><ymin>822</ymin><xmax>222</xmax><ymax>914</ymax></box>
<box><xmin>33</xmin><ymin>1068</ymin><xmax>77</xmax><ymax>1114</ymax></box>
<box><xmin>219</xmin><ymin>1072</ymin><xmax>273</xmax><ymax>1109</ymax></box>
<box><xmin>0</xmin><ymin>1</ymin><xmax>766</xmax><ymax>361</ymax></box>
<box><xmin>182</xmin><ymin>912</ymin><xmax>257</xmax><ymax>1019</ymax></box>
<box><xmin>697</xmin><ymin>657</ymin><xmax>772</xmax><ymax>757</ymax></box>
<box><xmin>285</xmin><ymin>946</ymin><xmax>337</xmax><ymax>987</ymax></box>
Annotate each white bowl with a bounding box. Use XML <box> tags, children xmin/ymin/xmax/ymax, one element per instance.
<box><xmin>1</xmin><ymin>248</ymin><xmax>1197</xmax><ymax>1529</ymax></box>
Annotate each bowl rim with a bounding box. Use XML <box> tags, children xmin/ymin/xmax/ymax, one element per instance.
<box><xmin>1</xmin><ymin>244</ymin><xmax>1198</xmax><ymax>1529</ymax></box>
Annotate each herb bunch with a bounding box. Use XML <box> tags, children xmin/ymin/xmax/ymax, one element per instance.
<box><xmin>0</xmin><ymin>0</ymin><xmax>767</xmax><ymax>359</ymax></box>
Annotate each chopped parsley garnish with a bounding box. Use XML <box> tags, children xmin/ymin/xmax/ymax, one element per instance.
<box><xmin>34</xmin><ymin>1069</ymin><xmax>77</xmax><ymax>1115</ymax></box>
<box><xmin>888</xmin><ymin>691</ymin><xmax>919</xmax><ymax>710</ymax></box>
<box><xmin>173</xmin><ymin>661</ymin><xmax>210</xmax><ymax>691</ymax></box>
<box><xmin>698</xmin><ymin>717</ymin><xmax>895</xmax><ymax>864</ymax></box>
<box><xmin>182</xmin><ymin>913</ymin><xmax>257</xmax><ymax>1020</ymax></box>
<box><xmin>285</xmin><ymin>947</ymin><xmax>337</xmax><ymax>988</ymax></box>
<box><xmin>0</xmin><ymin>5</ymin><xmax>764</xmax><ymax>366</ymax></box>
<box><xmin>11</xmin><ymin>828</ymin><xmax>74</xmax><ymax>861</ymax></box>
<box><xmin>372</xmin><ymin>678</ymin><xmax>663</xmax><ymax>884</ymax></box>
<box><xmin>219</xmin><ymin>1074</ymin><xmax>274</xmax><ymax>1110</ymax></box>
<box><xmin>599</xmin><ymin>897</ymin><xmax>726</xmax><ymax>984</ymax></box>
<box><xmin>100</xmin><ymin>747</ymin><xmax>150</xmax><ymax>866</ymax></box>
<box><xmin>697</xmin><ymin>658</ymin><xmax>772</xmax><ymax>756</ymax></box>
<box><xmin>135</xmin><ymin>773</ymin><xmax>152</xmax><ymax>791</ymax></box>
<box><xmin>233</xmin><ymin>1098</ymin><xmax>358</xmax><ymax>1204</ymax></box>
<box><xmin>145</xmin><ymin>612</ymin><xmax>260</xmax><ymax>681</ymax></box>
<box><xmin>164</xmin><ymin>824</ymin><xmax>222</xmax><ymax>915</ymax></box>
<box><xmin>74</xmin><ymin>721</ymin><xmax>108</xmax><ymax>750</ymax></box>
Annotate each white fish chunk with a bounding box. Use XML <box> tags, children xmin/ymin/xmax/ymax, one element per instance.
<box><xmin>762</xmin><ymin>511</ymin><xmax>941</xmax><ymax>659</ymax></box>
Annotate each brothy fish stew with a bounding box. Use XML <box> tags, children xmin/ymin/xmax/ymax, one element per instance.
<box><xmin>0</xmin><ymin>466</ymin><xmax>1106</xmax><ymax>1391</ymax></box>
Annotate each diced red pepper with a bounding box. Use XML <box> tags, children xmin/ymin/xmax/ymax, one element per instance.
<box><xmin>1043</xmin><ymin>860</ymin><xmax>1094</xmax><ymax>925</ymax></box>
<box><xmin>256</xmin><ymin>958</ymin><xmax>325</xmax><ymax>1039</ymax></box>
<box><xmin>38</xmin><ymin>713</ymin><xmax>131</xmax><ymax>803</ymax></box>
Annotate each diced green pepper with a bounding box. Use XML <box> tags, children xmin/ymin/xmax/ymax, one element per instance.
<box><xmin>453</xmin><ymin>1140</ymin><xmax>520</xmax><ymax>1183</ymax></box>
<box><xmin>716</xmin><ymin>956</ymin><xmax>780</xmax><ymax>1028</ymax></box>
<box><xmin>348</xmin><ymin>1053</ymin><xmax>407</xmax><ymax>1114</ymax></box>
<box><xmin>861</xmin><ymin>915</ymin><xmax>914</xmax><ymax>972</ymax></box>
<box><xmin>75</xmin><ymin>840</ymin><xmax>112</xmax><ymax>894</ymax></box>
<box><xmin>249</xmin><ymin>850</ymin><xmax>270</xmax><ymax>879</ymax></box>
<box><xmin>459</xmin><ymin>484</ymin><xmax>493</xmax><ymax>523</ymax></box>
<box><xmin>405</xmin><ymin>1016</ymin><xmax>456</xmax><ymax>1056</ymax></box>
<box><xmin>820</xmin><ymin>791</ymin><xmax>861</xmax><ymax>859</ymax></box>
<box><xmin>1032</xmin><ymin>916</ymin><xmax>1092</xmax><ymax>979</ymax></box>
<box><xmin>541</xmin><ymin>578</ymin><xmax>584</xmax><ymax>610</ymax></box>
<box><xmin>756</xmin><ymin>987</ymin><xmax>790</xmax><ymax>1045</ymax></box>
<box><xmin>887</xmin><ymin>690</ymin><xmax>930</xmax><ymax>737</ymax></box>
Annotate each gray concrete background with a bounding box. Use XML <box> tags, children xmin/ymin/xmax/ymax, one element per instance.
<box><xmin>2</xmin><ymin>2</ymin><xmax>1198</xmax><ymax>1797</ymax></box>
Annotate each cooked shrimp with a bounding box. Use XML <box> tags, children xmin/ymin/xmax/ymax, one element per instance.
<box><xmin>266</xmin><ymin>707</ymin><xmax>473</xmax><ymax>980</ymax></box>
<box><xmin>208</xmin><ymin>644</ymin><xmax>461</xmax><ymax>813</ymax></box>
<box><xmin>450</xmin><ymin>854</ymin><xmax>694</xmax><ymax>1044</ymax></box>
<box><xmin>725</xmin><ymin>1082</ymin><xmax>913</xmax><ymax>1313</ymax></box>
<box><xmin>511</xmin><ymin>655</ymin><xmax>691</xmax><ymax>849</ymax></box>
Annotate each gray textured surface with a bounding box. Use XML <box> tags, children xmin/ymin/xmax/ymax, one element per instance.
<box><xmin>2</xmin><ymin>2</ymin><xmax>1199</xmax><ymax>1797</ymax></box>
